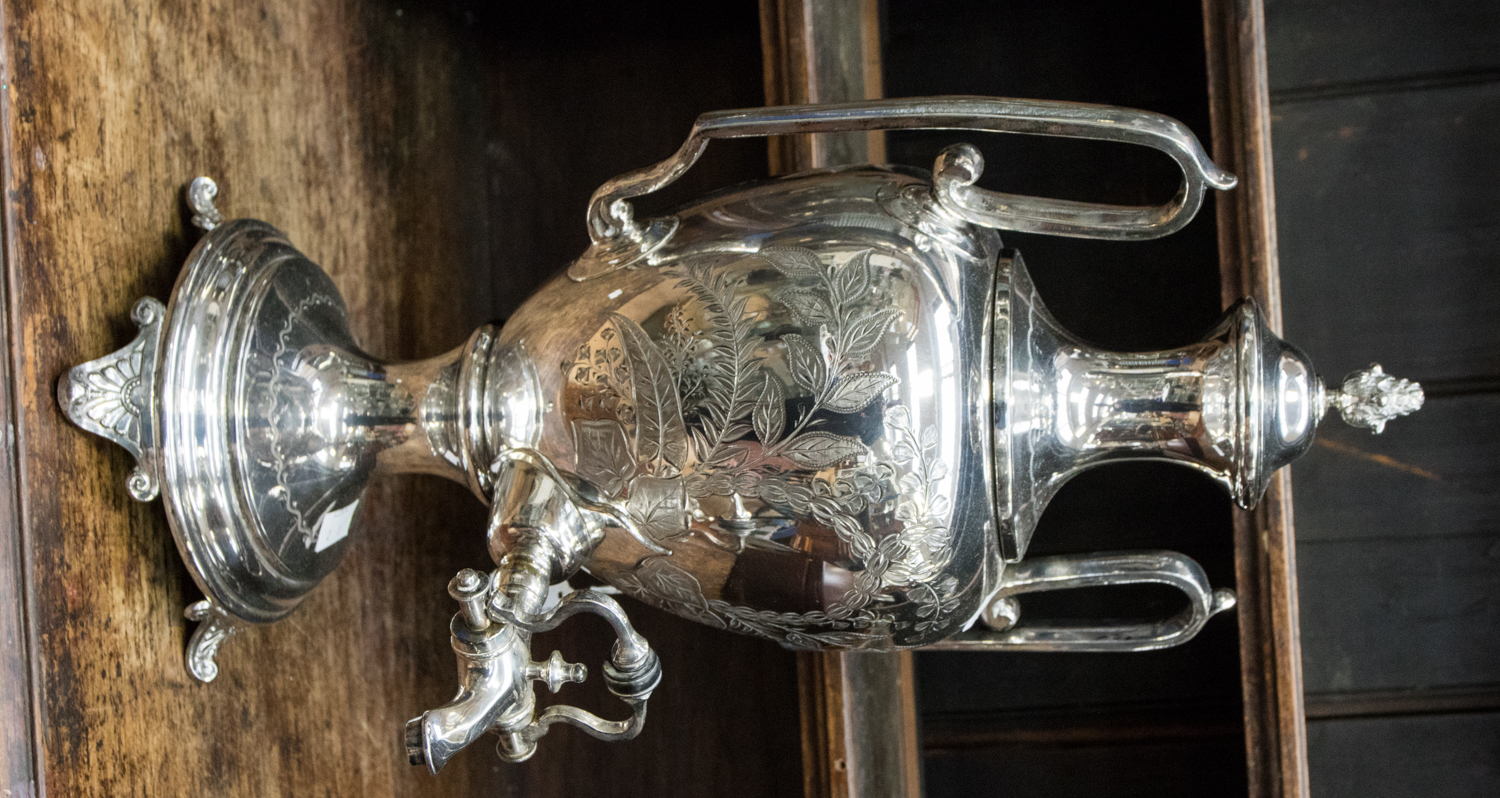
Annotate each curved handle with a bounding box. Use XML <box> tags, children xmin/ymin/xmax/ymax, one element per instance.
<box><xmin>578</xmin><ymin>96</ymin><xmax>1236</xmax><ymax>276</ymax></box>
<box><xmin>491</xmin><ymin>589</ymin><xmax>662</xmax><ymax>762</ymax></box>
<box><xmin>924</xmin><ymin>550</ymin><xmax>1236</xmax><ymax>653</ymax></box>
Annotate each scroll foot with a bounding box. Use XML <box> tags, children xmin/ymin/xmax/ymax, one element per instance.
<box><xmin>184</xmin><ymin>599</ymin><xmax>240</xmax><ymax>683</ymax></box>
<box><xmin>187</xmin><ymin>176</ymin><xmax>223</xmax><ymax>231</ymax></box>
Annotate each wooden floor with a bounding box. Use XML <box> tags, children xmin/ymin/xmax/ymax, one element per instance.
<box><xmin>1265</xmin><ymin>0</ymin><xmax>1500</xmax><ymax>795</ymax></box>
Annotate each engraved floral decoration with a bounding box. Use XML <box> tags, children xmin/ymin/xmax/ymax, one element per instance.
<box><xmin>567</xmin><ymin>247</ymin><xmax>959</xmax><ymax>647</ymax></box>
<box><xmin>73</xmin><ymin>340</ymin><xmax>148</xmax><ymax>442</ymax></box>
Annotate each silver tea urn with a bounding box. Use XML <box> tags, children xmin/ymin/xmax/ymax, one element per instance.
<box><xmin>58</xmin><ymin>97</ymin><xmax>1423</xmax><ymax>771</ymax></box>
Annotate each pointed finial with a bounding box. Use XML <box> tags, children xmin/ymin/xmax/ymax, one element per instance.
<box><xmin>187</xmin><ymin>176</ymin><xmax>223</xmax><ymax>231</ymax></box>
<box><xmin>1326</xmin><ymin>363</ymin><xmax>1424</xmax><ymax>434</ymax></box>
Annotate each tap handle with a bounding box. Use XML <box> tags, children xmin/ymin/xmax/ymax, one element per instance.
<box><xmin>491</xmin><ymin>588</ymin><xmax>662</xmax><ymax>763</ymax></box>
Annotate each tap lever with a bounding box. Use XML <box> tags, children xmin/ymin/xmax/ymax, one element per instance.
<box><xmin>528</xmin><ymin>650</ymin><xmax>587</xmax><ymax>694</ymax></box>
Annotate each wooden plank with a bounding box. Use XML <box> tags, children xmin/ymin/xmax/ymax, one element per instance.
<box><xmin>0</xmin><ymin>0</ymin><xmax>41</xmax><ymax>782</ymax></box>
<box><xmin>1290</xmin><ymin>394</ymin><xmax>1500</xmax><ymax>544</ymax></box>
<box><xmin>923</xmin><ymin>699</ymin><xmax>1243</xmax><ymax>750</ymax></box>
<box><xmin>1297</xmin><ymin>533</ymin><xmax>1500</xmax><ymax>694</ymax></box>
<box><xmin>1272</xmin><ymin>81</ymin><xmax>1500</xmax><ymax>384</ymax></box>
<box><xmin>1203</xmin><ymin>1</ymin><xmax>1312</xmax><ymax>796</ymax></box>
<box><xmin>924</xmin><ymin>735</ymin><xmax>1248</xmax><ymax>798</ymax></box>
<box><xmin>1264</xmin><ymin>0</ymin><xmax>1500</xmax><ymax>96</ymax></box>
<box><xmin>3</xmin><ymin>2</ymin><xmax>501</xmax><ymax>795</ymax></box>
<box><xmin>1305</xmin><ymin>711</ymin><xmax>1500</xmax><ymax>798</ymax></box>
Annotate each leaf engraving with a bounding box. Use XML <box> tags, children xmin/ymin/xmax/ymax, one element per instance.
<box><xmin>754</xmin><ymin>376</ymin><xmax>786</xmax><ymax>444</ymax></box>
<box><xmin>831</xmin><ymin>250</ymin><xmax>873</xmax><ymax>307</ymax></box>
<box><xmin>671</xmin><ymin>261</ymin><xmax>763</xmax><ymax>461</ymax></box>
<box><xmin>781</xmin><ymin>431</ymin><xmax>865</xmax><ymax>468</ymax></box>
<box><xmin>775</xmin><ymin>289</ymin><xmax>834</xmax><ymax>325</ymax></box>
<box><xmin>783</xmin><ymin>333</ymin><xmax>826</xmax><ymax>393</ymax></box>
<box><xmin>572</xmin><ymin>418</ymin><xmax>637</xmax><ymax>496</ymax></box>
<box><xmin>839</xmin><ymin>308</ymin><xmax>897</xmax><ymax>359</ymax></box>
<box><xmin>625</xmin><ymin>475</ymin><xmax>688</xmax><ymax>544</ymax></box>
<box><xmin>609</xmin><ymin>313</ymin><xmax>688</xmax><ymax>470</ymax></box>
<box><xmin>825</xmin><ymin>371</ymin><xmax>898</xmax><ymax>413</ymax></box>
<box><xmin>758</xmin><ymin>246</ymin><xmax>824</xmax><ymax>279</ymax></box>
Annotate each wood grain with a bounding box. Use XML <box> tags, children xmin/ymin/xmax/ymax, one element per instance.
<box><xmin>1265</xmin><ymin>3</ymin><xmax>1500</xmax><ymax>793</ymax></box>
<box><xmin>3</xmin><ymin>2</ymin><xmax>502</xmax><ymax>795</ymax></box>
<box><xmin>1290</xmin><ymin>393</ymin><xmax>1500</xmax><ymax>545</ymax></box>
<box><xmin>1203</xmin><ymin>1</ymin><xmax>1312</xmax><ymax>796</ymax></box>
<box><xmin>1297</xmin><ymin>533</ymin><xmax>1500</xmax><ymax>694</ymax></box>
<box><xmin>1263</xmin><ymin>0</ymin><xmax>1500</xmax><ymax>94</ymax></box>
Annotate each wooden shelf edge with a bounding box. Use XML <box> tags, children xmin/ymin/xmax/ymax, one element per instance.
<box><xmin>1202</xmin><ymin>1</ymin><xmax>1312</xmax><ymax>797</ymax></box>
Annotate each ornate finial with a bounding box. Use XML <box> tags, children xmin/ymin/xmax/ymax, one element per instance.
<box><xmin>187</xmin><ymin>176</ymin><xmax>223</xmax><ymax>231</ymax></box>
<box><xmin>1326</xmin><ymin>363</ymin><xmax>1424</xmax><ymax>434</ymax></box>
<box><xmin>58</xmin><ymin>297</ymin><xmax>165</xmax><ymax>500</ymax></box>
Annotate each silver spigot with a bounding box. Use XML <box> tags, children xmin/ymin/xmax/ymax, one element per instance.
<box><xmin>406</xmin><ymin>516</ymin><xmax>659</xmax><ymax>772</ymax></box>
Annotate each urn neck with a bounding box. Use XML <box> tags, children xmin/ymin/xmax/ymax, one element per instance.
<box><xmin>993</xmin><ymin>252</ymin><xmax>1321</xmax><ymax>560</ymax></box>
<box><xmin>373</xmin><ymin>324</ymin><xmax>541</xmax><ymax>500</ymax></box>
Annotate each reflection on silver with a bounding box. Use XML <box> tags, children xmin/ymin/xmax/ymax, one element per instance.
<box><xmin>58</xmin><ymin>96</ymin><xmax>1422</xmax><ymax>769</ymax></box>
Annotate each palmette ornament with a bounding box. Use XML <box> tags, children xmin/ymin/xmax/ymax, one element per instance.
<box><xmin>58</xmin><ymin>98</ymin><xmax>1422</xmax><ymax>771</ymax></box>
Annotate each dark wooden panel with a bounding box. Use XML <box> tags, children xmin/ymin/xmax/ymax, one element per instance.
<box><xmin>924</xmin><ymin>735</ymin><xmax>1248</xmax><ymax>798</ymax></box>
<box><xmin>1273</xmin><ymin>81</ymin><xmax>1500</xmax><ymax>383</ymax></box>
<box><xmin>1306</xmin><ymin>711</ymin><xmax>1500</xmax><ymax>798</ymax></box>
<box><xmin>1264</xmin><ymin>0</ymin><xmax>1500</xmax><ymax>95</ymax></box>
<box><xmin>474</xmin><ymin>1</ymin><xmax>773</xmax><ymax>318</ymax></box>
<box><xmin>885</xmin><ymin>0</ymin><xmax>1224</xmax><ymax>353</ymax></box>
<box><xmin>1297</xmin><ymin>534</ymin><xmax>1500</xmax><ymax>694</ymax></box>
<box><xmin>1291</xmin><ymin>394</ymin><xmax>1500</xmax><ymax>544</ymax></box>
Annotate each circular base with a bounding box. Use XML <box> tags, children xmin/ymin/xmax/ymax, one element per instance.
<box><xmin>157</xmin><ymin>219</ymin><xmax>368</xmax><ymax>624</ymax></box>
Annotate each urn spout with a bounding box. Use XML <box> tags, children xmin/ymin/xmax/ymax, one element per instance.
<box><xmin>405</xmin><ymin>615</ymin><xmax>531</xmax><ymax>775</ymax></box>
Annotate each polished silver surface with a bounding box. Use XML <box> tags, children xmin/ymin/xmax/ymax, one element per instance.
<box><xmin>56</xmin><ymin>95</ymin><xmax>1424</xmax><ymax>769</ymax></box>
